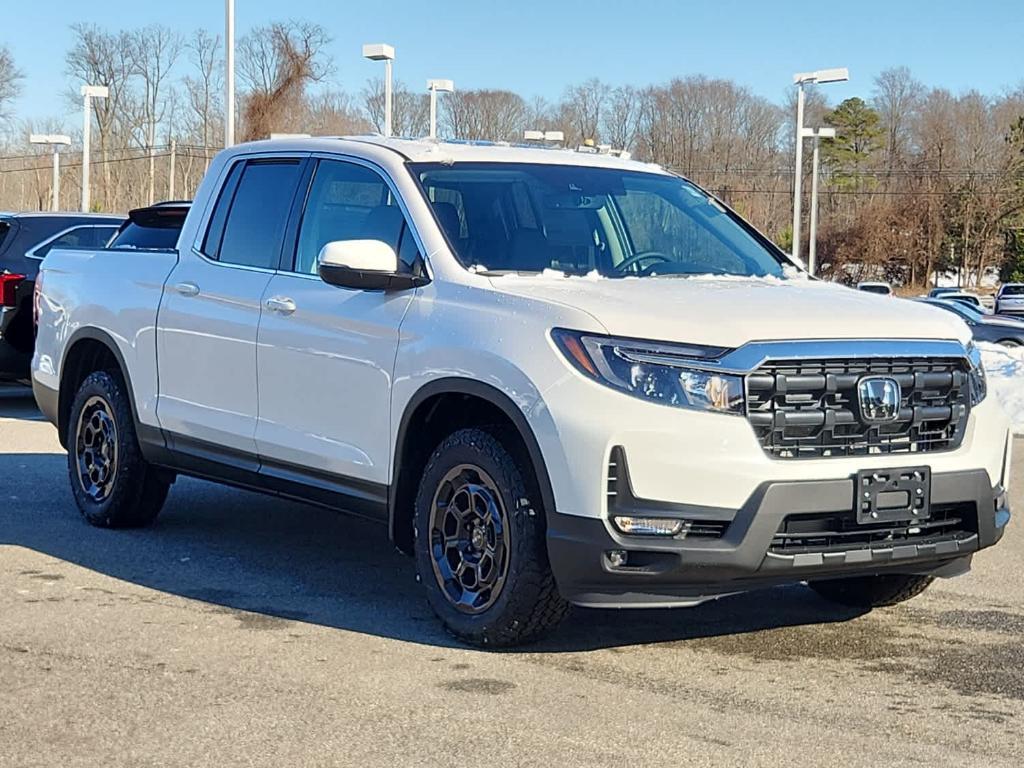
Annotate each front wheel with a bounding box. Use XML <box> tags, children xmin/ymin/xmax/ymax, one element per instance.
<box><xmin>413</xmin><ymin>427</ymin><xmax>569</xmax><ymax>647</ymax></box>
<box><xmin>67</xmin><ymin>370</ymin><xmax>171</xmax><ymax>528</ymax></box>
<box><xmin>808</xmin><ymin>574</ymin><xmax>934</xmax><ymax>608</ymax></box>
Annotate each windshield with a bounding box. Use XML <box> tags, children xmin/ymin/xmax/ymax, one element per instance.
<box><xmin>1001</xmin><ymin>285</ymin><xmax>1024</xmax><ymax>296</ymax></box>
<box><xmin>412</xmin><ymin>163</ymin><xmax>786</xmax><ymax>278</ymax></box>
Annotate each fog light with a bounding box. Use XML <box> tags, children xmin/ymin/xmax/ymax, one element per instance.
<box><xmin>607</xmin><ymin>550</ymin><xmax>628</xmax><ymax>567</ymax></box>
<box><xmin>613</xmin><ymin>516</ymin><xmax>687</xmax><ymax>536</ymax></box>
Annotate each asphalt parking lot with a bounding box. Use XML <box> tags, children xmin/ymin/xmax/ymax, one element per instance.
<box><xmin>2</xmin><ymin>384</ymin><xmax>1023</xmax><ymax>768</ymax></box>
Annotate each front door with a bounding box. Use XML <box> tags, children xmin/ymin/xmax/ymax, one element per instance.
<box><xmin>255</xmin><ymin>157</ymin><xmax>421</xmax><ymax>489</ymax></box>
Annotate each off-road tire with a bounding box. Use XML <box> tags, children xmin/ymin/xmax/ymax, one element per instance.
<box><xmin>414</xmin><ymin>427</ymin><xmax>569</xmax><ymax>647</ymax></box>
<box><xmin>67</xmin><ymin>370</ymin><xmax>171</xmax><ymax>528</ymax></box>
<box><xmin>808</xmin><ymin>574</ymin><xmax>934</xmax><ymax>608</ymax></box>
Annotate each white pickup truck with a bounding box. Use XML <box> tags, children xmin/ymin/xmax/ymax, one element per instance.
<box><xmin>33</xmin><ymin>136</ymin><xmax>1012</xmax><ymax>646</ymax></box>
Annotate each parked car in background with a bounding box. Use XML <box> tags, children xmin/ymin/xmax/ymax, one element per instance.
<box><xmin>856</xmin><ymin>281</ymin><xmax>892</xmax><ymax>295</ymax></box>
<box><xmin>1</xmin><ymin>212</ymin><xmax>123</xmax><ymax>382</ymax></box>
<box><xmin>928</xmin><ymin>287</ymin><xmax>961</xmax><ymax>299</ymax></box>
<box><xmin>938</xmin><ymin>292</ymin><xmax>985</xmax><ymax>310</ymax></box>
<box><xmin>919</xmin><ymin>298</ymin><xmax>1024</xmax><ymax>346</ymax></box>
<box><xmin>995</xmin><ymin>283</ymin><xmax>1024</xmax><ymax>316</ymax></box>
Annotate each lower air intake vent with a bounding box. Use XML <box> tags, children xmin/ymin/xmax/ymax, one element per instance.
<box><xmin>607</xmin><ymin>447</ymin><xmax>730</xmax><ymax>539</ymax></box>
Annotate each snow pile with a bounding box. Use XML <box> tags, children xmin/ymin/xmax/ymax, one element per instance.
<box><xmin>979</xmin><ymin>342</ymin><xmax>1024</xmax><ymax>434</ymax></box>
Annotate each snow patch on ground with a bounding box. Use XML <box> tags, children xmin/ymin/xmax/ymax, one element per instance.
<box><xmin>979</xmin><ymin>342</ymin><xmax>1024</xmax><ymax>434</ymax></box>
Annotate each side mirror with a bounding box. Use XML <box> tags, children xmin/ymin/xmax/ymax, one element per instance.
<box><xmin>317</xmin><ymin>240</ymin><xmax>428</xmax><ymax>291</ymax></box>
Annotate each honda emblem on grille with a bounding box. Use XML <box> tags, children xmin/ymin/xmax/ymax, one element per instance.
<box><xmin>858</xmin><ymin>376</ymin><xmax>901</xmax><ymax>423</ymax></box>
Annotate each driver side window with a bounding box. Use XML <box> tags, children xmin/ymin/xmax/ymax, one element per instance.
<box><xmin>293</xmin><ymin>159</ymin><xmax>417</xmax><ymax>275</ymax></box>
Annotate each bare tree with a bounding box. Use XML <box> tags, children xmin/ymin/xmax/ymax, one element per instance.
<box><xmin>441</xmin><ymin>89</ymin><xmax>528</xmax><ymax>142</ymax></box>
<box><xmin>129</xmin><ymin>25</ymin><xmax>182</xmax><ymax>204</ymax></box>
<box><xmin>873</xmin><ymin>66</ymin><xmax>923</xmax><ymax>170</ymax></box>
<box><xmin>65</xmin><ymin>24</ymin><xmax>135</xmax><ymax>208</ymax></box>
<box><xmin>602</xmin><ymin>85</ymin><xmax>640</xmax><ymax>151</ymax></box>
<box><xmin>362</xmin><ymin>78</ymin><xmax>429</xmax><ymax>137</ymax></box>
<box><xmin>183</xmin><ymin>29</ymin><xmax>222</xmax><ymax>153</ymax></box>
<box><xmin>0</xmin><ymin>46</ymin><xmax>23</xmax><ymax>125</ymax></box>
<box><xmin>559</xmin><ymin>78</ymin><xmax>610</xmax><ymax>145</ymax></box>
<box><xmin>306</xmin><ymin>90</ymin><xmax>372</xmax><ymax>135</ymax></box>
<box><xmin>238</xmin><ymin>21</ymin><xmax>331</xmax><ymax>141</ymax></box>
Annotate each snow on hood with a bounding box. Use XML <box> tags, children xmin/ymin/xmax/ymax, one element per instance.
<box><xmin>979</xmin><ymin>342</ymin><xmax>1024</xmax><ymax>435</ymax></box>
<box><xmin>486</xmin><ymin>273</ymin><xmax>971</xmax><ymax>348</ymax></box>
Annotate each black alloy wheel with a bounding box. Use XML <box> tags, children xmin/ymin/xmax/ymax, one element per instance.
<box><xmin>74</xmin><ymin>395</ymin><xmax>119</xmax><ymax>503</ymax></box>
<box><xmin>66</xmin><ymin>370</ymin><xmax>171</xmax><ymax>528</ymax></box>
<box><xmin>428</xmin><ymin>463</ymin><xmax>511</xmax><ymax>614</ymax></box>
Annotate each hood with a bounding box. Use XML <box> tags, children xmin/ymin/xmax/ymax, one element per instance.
<box><xmin>487</xmin><ymin>274</ymin><xmax>972</xmax><ymax>348</ymax></box>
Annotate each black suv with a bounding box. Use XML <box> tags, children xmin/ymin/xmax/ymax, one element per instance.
<box><xmin>1</xmin><ymin>213</ymin><xmax>123</xmax><ymax>382</ymax></box>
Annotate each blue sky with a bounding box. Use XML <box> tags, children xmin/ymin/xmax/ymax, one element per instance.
<box><xmin>5</xmin><ymin>0</ymin><xmax>1023</xmax><ymax>127</ymax></box>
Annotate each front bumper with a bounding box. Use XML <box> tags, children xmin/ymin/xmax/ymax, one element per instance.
<box><xmin>547</xmin><ymin>469</ymin><xmax>1009</xmax><ymax>608</ymax></box>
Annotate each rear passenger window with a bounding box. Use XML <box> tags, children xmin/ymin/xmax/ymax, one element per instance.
<box><xmin>205</xmin><ymin>159</ymin><xmax>303</xmax><ymax>269</ymax></box>
<box><xmin>33</xmin><ymin>225</ymin><xmax>108</xmax><ymax>258</ymax></box>
<box><xmin>293</xmin><ymin>159</ymin><xmax>417</xmax><ymax>275</ymax></box>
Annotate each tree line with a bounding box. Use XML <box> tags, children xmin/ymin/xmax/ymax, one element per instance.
<box><xmin>1</xmin><ymin>22</ymin><xmax>1022</xmax><ymax>289</ymax></box>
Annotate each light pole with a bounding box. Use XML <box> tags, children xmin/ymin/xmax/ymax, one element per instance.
<box><xmin>363</xmin><ymin>44</ymin><xmax>395</xmax><ymax>137</ymax></box>
<box><xmin>29</xmin><ymin>134</ymin><xmax>71</xmax><ymax>212</ymax></box>
<box><xmin>791</xmin><ymin>67</ymin><xmax>848</xmax><ymax>266</ymax></box>
<box><xmin>426</xmin><ymin>79</ymin><xmax>454</xmax><ymax>139</ymax></box>
<box><xmin>802</xmin><ymin>126</ymin><xmax>836</xmax><ymax>276</ymax></box>
<box><xmin>80</xmin><ymin>85</ymin><xmax>109</xmax><ymax>212</ymax></box>
<box><xmin>225</xmin><ymin>0</ymin><xmax>235</xmax><ymax>148</ymax></box>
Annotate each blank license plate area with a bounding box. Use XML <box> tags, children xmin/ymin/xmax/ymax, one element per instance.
<box><xmin>856</xmin><ymin>467</ymin><xmax>930</xmax><ymax>524</ymax></box>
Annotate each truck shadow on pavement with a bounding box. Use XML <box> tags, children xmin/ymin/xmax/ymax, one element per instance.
<box><xmin>0</xmin><ymin>446</ymin><xmax>869</xmax><ymax>651</ymax></box>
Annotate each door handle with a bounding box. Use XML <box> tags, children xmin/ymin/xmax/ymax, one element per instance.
<box><xmin>265</xmin><ymin>296</ymin><xmax>296</xmax><ymax>315</ymax></box>
<box><xmin>173</xmin><ymin>281</ymin><xmax>200</xmax><ymax>297</ymax></box>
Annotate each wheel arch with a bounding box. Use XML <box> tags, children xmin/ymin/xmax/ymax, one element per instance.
<box><xmin>57</xmin><ymin>328</ymin><xmax>143</xmax><ymax>449</ymax></box>
<box><xmin>389</xmin><ymin>378</ymin><xmax>556</xmax><ymax>554</ymax></box>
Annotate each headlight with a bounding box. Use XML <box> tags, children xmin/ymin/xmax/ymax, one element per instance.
<box><xmin>967</xmin><ymin>342</ymin><xmax>987</xmax><ymax>406</ymax></box>
<box><xmin>551</xmin><ymin>329</ymin><xmax>744</xmax><ymax>414</ymax></box>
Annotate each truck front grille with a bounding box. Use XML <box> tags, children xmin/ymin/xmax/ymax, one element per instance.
<box><xmin>745</xmin><ymin>357</ymin><xmax>970</xmax><ymax>459</ymax></box>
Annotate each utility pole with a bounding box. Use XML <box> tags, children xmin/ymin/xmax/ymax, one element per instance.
<box><xmin>790</xmin><ymin>68</ymin><xmax>849</xmax><ymax>265</ymax></box>
<box><xmin>225</xmin><ymin>0</ymin><xmax>235</xmax><ymax>148</ymax></box>
<box><xmin>805</xmin><ymin>126</ymin><xmax>835</xmax><ymax>276</ymax></box>
<box><xmin>169</xmin><ymin>139</ymin><xmax>177</xmax><ymax>200</ymax></box>
<box><xmin>427</xmin><ymin>79</ymin><xmax>454</xmax><ymax>140</ymax></box>
<box><xmin>363</xmin><ymin>44</ymin><xmax>396</xmax><ymax>137</ymax></box>
<box><xmin>80</xmin><ymin>85</ymin><xmax>109</xmax><ymax>212</ymax></box>
<box><xmin>30</xmin><ymin>134</ymin><xmax>71</xmax><ymax>212</ymax></box>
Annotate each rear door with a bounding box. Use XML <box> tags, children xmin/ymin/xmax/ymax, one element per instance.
<box><xmin>254</xmin><ymin>156</ymin><xmax>421</xmax><ymax>492</ymax></box>
<box><xmin>156</xmin><ymin>155</ymin><xmax>308</xmax><ymax>457</ymax></box>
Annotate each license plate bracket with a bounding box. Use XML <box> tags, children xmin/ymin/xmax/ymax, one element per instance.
<box><xmin>855</xmin><ymin>466</ymin><xmax>930</xmax><ymax>524</ymax></box>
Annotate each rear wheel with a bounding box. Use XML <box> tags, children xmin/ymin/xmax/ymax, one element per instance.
<box><xmin>413</xmin><ymin>427</ymin><xmax>568</xmax><ymax>647</ymax></box>
<box><xmin>67</xmin><ymin>370</ymin><xmax>171</xmax><ymax>528</ymax></box>
<box><xmin>998</xmin><ymin>339</ymin><xmax>1021</xmax><ymax>348</ymax></box>
<box><xmin>808</xmin><ymin>574</ymin><xmax>934</xmax><ymax>608</ymax></box>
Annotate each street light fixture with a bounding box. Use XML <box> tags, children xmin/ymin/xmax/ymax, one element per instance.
<box><xmin>80</xmin><ymin>85</ymin><xmax>109</xmax><ymax>212</ymax></box>
<box><xmin>29</xmin><ymin>134</ymin><xmax>71</xmax><ymax>212</ymax></box>
<box><xmin>791</xmin><ymin>67</ymin><xmax>848</xmax><ymax>269</ymax></box>
<box><xmin>426</xmin><ymin>79</ymin><xmax>454</xmax><ymax>140</ymax></box>
<box><xmin>802</xmin><ymin>126</ymin><xmax>836</xmax><ymax>276</ymax></box>
<box><xmin>363</xmin><ymin>43</ymin><xmax>396</xmax><ymax>137</ymax></box>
